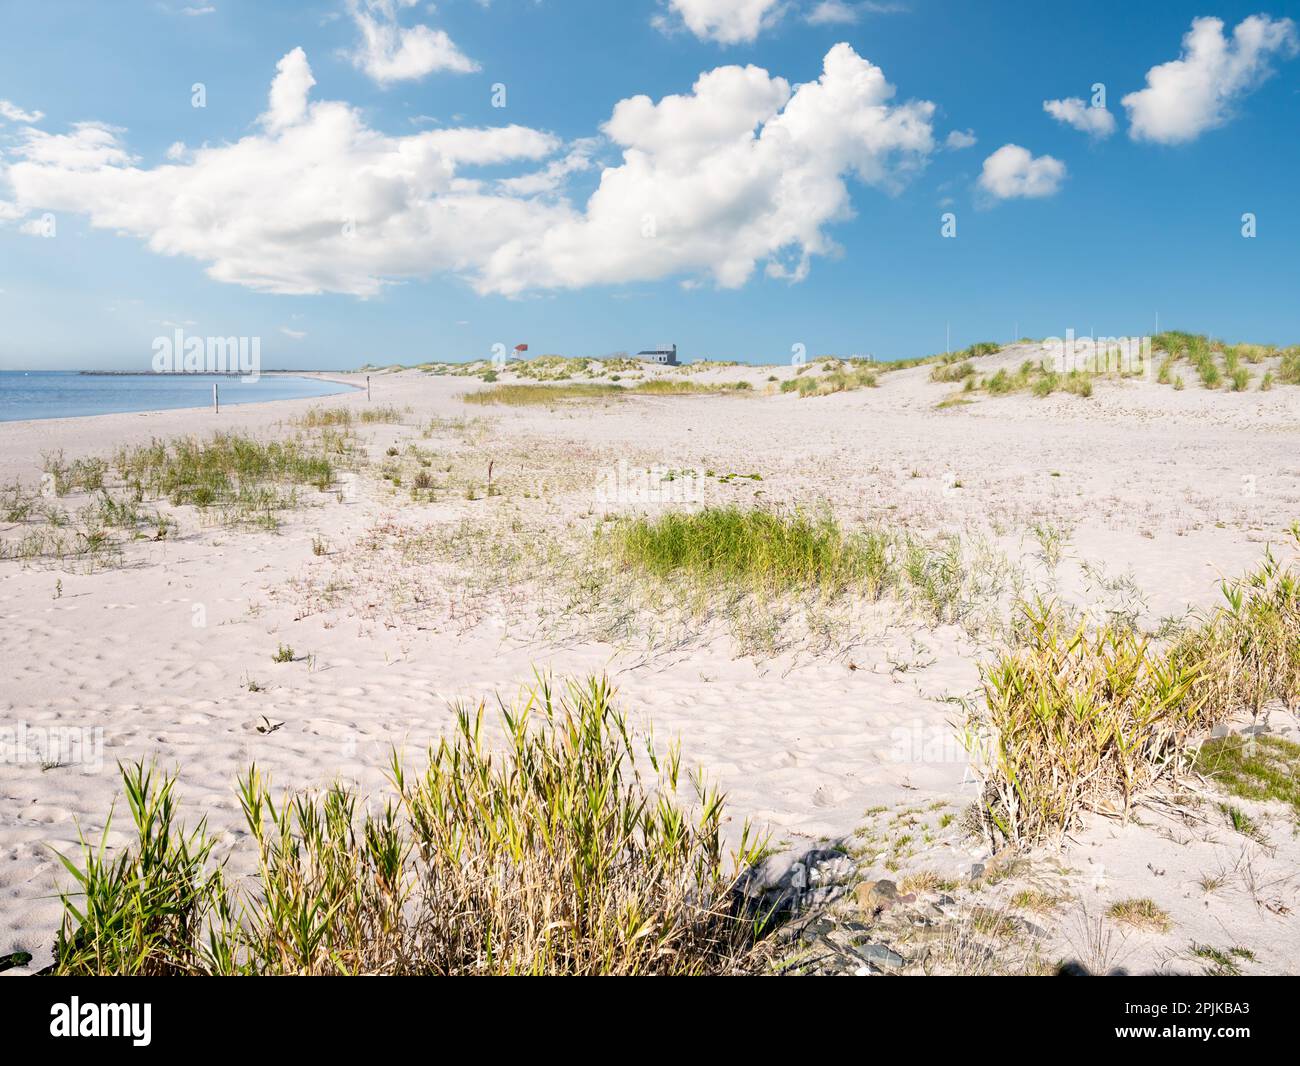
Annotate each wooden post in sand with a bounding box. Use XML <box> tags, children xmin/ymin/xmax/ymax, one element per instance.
<box><xmin>213</xmin><ymin>383</ymin><xmax>219</xmax><ymax>413</ymax></box>
<box><xmin>366</xmin><ymin>374</ymin><xmax>371</xmax><ymax>401</ymax></box>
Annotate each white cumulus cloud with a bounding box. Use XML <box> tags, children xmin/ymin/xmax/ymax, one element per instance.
<box><xmin>2</xmin><ymin>43</ymin><xmax>936</xmax><ymax>298</ymax></box>
<box><xmin>263</xmin><ymin>47</ymin><xmax>316</xmax><ymax>131</ymax></box>
<box><xmin>1122</xmin><ymin>15</ymin><xmax>1298</xmax><ymax>145</ymax></box>
<box><xmin>482</xmin><ymin>42</ymin><xmax>936</xmax><ymax>293</ymax></box>
<box><xmin>657</xmin><ymin>0</ymin><xmax>785</xmax><ymax>44</ymax></box>
<box><xmin>1043</xmin><ymin>97</ymin><xmax>1115</xmax><ymax>138</ymax></box>
<box><xmin>977</xmin><ymin>144</ymin><xmax>1065</xmax><ymax>200</ymax></box>
<box><xmin>807</xmin><ymin>1</ymin><xmax>859</xmax><ymax>25</ymax></box>
<box><xmin>0</xmin><ymin>99</ymin><xmax>44</xmax><ymax>124</ymax></box>
<box><xmin>348</xmin><ymin>0</ymin><xmax>478</xmax><ymax>85</ymax></box>
<box><xmin>944</xmin><ymin>128</ymin><xmax>976</xmax><ymax>150</ymax></box>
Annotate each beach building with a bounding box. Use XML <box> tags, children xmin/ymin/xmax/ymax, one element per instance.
<box><xmin>635</xmin><ymin>344</ymin><xmax>678</xmax><ymax>366</ymax></box>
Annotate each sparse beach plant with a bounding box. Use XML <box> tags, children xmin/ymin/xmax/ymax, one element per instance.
<box><xmin>1106</xmin><ymin>898</ymin><xmax>1172</xmax><ymax>933</ymax></box>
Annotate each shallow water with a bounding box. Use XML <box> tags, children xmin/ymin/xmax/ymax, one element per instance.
<box><xmin>0</xmin><ymin>371</ymin><xmax>356</xmax><ymax>422</ymax></box>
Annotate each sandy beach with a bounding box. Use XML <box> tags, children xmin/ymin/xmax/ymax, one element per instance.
<box><xmin>3</xmin><ymin>346</ymin><xmax>1298</xmax><ymax>975</ymax></box>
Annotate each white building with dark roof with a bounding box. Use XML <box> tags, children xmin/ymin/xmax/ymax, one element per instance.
<box><xmin>635</xmin><ymin>344</ymin><xmax>678</xmax><ymax>366</ymax></box>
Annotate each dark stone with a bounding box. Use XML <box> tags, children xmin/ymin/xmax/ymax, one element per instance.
<box><xmin>854</xmin><ymin>943</ymin><xmax>906</xmax><ymax>968</ymax></box>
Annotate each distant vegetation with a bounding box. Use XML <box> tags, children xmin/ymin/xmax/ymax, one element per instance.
<box><xmin>1152</xmin><ymin>331</ymin><xmax>1300</xmax><ymax>392</ymax></box>
<box><xmin>883</xmin><ymin>341</ymin><xmax>1002</xmax><ymax>373</ymax></box>
<box><xmin>296</xmin><ymin>405</ymin><xmax>405</xmax><ymax>428</ymax></box>
<box><xmin>464</xmin><ymin>383</ymin><xmax>623</xmax><ymax>405</ymax></box>
<box><xmin>780</xmin><ymin>362</ymin><xmax>878</xmax><ymax>397</ymax></box>
<box><xmin>464</xmin><ymin>380</ymin><xmax>753</xmax><ymax>405</ymax></box>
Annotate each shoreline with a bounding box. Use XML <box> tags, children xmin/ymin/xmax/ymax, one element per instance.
<box><xmin>1</xmin><ymin>369</ymin><xmax>366</xmax><ymax>423</ymax></box>
<box><xmin>0</xmin><ymin>371</ymin><xmax>369</xmax><ymax>483</ymax></box>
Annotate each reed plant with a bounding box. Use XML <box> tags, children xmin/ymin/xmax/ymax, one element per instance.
<box><xmin>966</xmin><ymin>535</ymin><xmax>1300</xmax><ymax>846</ymax></box>
<box><xmin>52</xmin><ymin>678</ymin><xmax>770</xmax><ymax>975</ymax></box>
<box><xmin>966</xmin><ymin>602</ymin><xmax>1205</xmax><ymax>844</ymax></box>
<box><xmin>1169</xmin><ymin>542</ymin><xmax>1300</xmax><ymax>718</ymax></box>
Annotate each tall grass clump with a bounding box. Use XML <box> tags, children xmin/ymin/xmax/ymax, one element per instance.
<box><xmin>360</xmin><ymin>405</ymin><xmax>405</xmax><ymax>424</ymax></box>
<box><xmin>52</xmin><ymin>679</ymin><xmax>770</xmax><ymax>976</ymax></box>
<box><xmin>1279</xmin><ymin>347</ymin><xmax>1300</xmax><ymax>385</ymax></box>
<box><xmin>51</xmin><ymin>762</ymin><xmax>229</xmax><ymax>975</ymax></box>
<box><xmin>604</xmin><ymin>506</ymin><xmax>894</xmax><ymax>599</ymax></box>
<box><xmin>1168</xmin><ymin>543</ymin><xmax>1300</xmax><ymax>717</ymax></box>
<box><xmin>297</xmin><ymin>406</ymin><xmax>353</xmax><ymax>427</ymax></box>
<box><xmin>930</xmin><ymin>360</ymin><xmax>974</xmax><ymax>384</ymax></box>
<box><xmin>1152</xmin><ymin>330</ymin><xmax>1204</xmax><ymax>360</ymax></box>
<box><xmin>881</xmin><ymin>341</ymin><xmax>1000</xmax><ymax>373</ymax></box>
<box><xmin>629</xmin><ymin>379</ymin><xmax>753</xmax><ymax>395</ymax></box>
<box><xmin>966</xmin><ymin>535</ymin><xmax>1300</xmax><ymax>847</ymax></box>
<box><xmin>600</xmin><ymin>506</ymin><xmax>978</xmax><ymax>629</ymax></box>
<box><xmin>965</xmin><ymin>603</ymin><xmax>1205</xmax><ymax>845</ymax></box>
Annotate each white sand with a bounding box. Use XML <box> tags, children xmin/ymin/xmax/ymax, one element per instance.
<box><xmin>2</xmin><ymin>350</ymin><xmax>1298</xmax><ymax>973</ymax></box>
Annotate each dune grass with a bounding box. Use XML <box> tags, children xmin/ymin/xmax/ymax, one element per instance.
<box><xmin>1168</xmin><ymin>542</ymin><xmax>1300</xmax><ymax>717</ymax></box>
<box><xmin>3</xmin><ymin>432</ymin><xmax>349</xmax><ymax>568</ymax></box>
<box><xmin>970</xmin><ymin>360</ymin><xmax>1095</xmax><ymax>399</ymax></box>
<box><xmin>965</xmin><ymin>536</ymin><xmax>1300</xmax><ymax>846</ymax></box>
<box><xmin>297</xmin><ymin>405</ymin><xmax>404</xmax><ymax>427</ymax></box>
<box><xmin>631</xmin><ymin>378</ymin><xmax>752</xmax><ymax>395</ymax></box>
<box><xmin>884</xmin><ymin>341</ymin><xmax>1001</xmax><ymax>373</ymax></box>
<box><xmin>1280</xmin><ymin>348</ymin><xmax>1300</xmax><ymax>385</ymax></box>
<box><xmin>109</xmin><ymin>433</ymin><xmax>337</xmax><ymax>526</ymax></box>
<box><xmin>600</xmin><ymin>505</ymin><xmax>973</xmax><ymax>628</ymax></box>
<box><xmin>1153</xmin><ymin>331</ymin><xmax>1300</xmax><ymax>392</ymax></box>
<box><xmin>464</xmin><ymin>383</ymin><xmax>624</xmax><ymax>405</ymax></box>
<box><xmin>51</xmin><ymin>678</ymin><xmax>770</xmax><ymax>976</ymax></box>
<box><xmin>780</xmin><ymin>366</ymin><xmax>878</xmax><ymax>397</ymax></box>
<box><xmin>967</xmin><ymin>603</ymin><xmax>1205</xmax><ymax>844</ymax></box>
<box><xmin>605</xmin><ymin>506</ymin><xmax>893</xmax><ymax>599</ymax></box>
<box><xmin>928</xmin><ymin>355</ymin><xmax>1096</xmax><ymax>403</ymax></box>
<box><xmin>930</xmin><ymin>360</ymin><xmax>975</xmax><ymax>384</ymax></box>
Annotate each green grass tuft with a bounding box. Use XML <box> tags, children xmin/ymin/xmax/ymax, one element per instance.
<box><xmin>1198</xmin><ymin>734</ymin><xmax>1300</xmax><ymax>817</ymax></box>
<box><xmin>603</xmin><ymin>506</ymin><xmax>893</xmax><ymax>599</ymax></box>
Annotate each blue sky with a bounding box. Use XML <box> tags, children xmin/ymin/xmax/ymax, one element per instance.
<box><xmin>1</xmin><ymin>0</ymin><xmax>1298</xmax><ymax>369</ymax></box>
